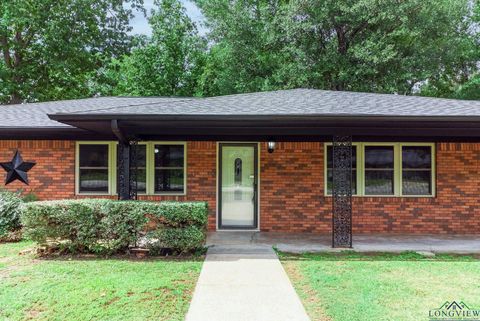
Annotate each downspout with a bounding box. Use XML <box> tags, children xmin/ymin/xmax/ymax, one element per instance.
<box><xmin>111</xmin><ymin>119</ymin><xmax>128</xmax><ymax>144</ymax></box>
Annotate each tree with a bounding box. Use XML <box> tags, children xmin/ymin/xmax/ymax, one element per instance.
<box><xmin>0</xmin><ymin>0</ymin><xmax>143</xmax><ymax>104</ymax></box>
<box><xmin>93</xmin><ymin>0</ymin><xmax>206</xmax><ymax>97</ymax></box>
<box><xmin>195</xmin><ymin>0</ymin><xmax>478</xmax><ymax>96</ymax></box>
<box><xmin>419</xmin><ymin>0</ymin><xmax>480</xmax><ymax>99</ymax></box>
<box><xmin>455</xmin><ymin>75</ymin><xmax>480</xmax><ymax>100</ymax></box>
<box><xmin>195</xmin><ymin>0</ymin><xmax>284</xmax><ymax>96</ymax></box>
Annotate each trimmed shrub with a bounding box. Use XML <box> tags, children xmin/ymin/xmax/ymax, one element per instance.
<box><xmin>146</xmin><ymin>225</ymin><xmax>206</xmax><ymax>254</ymax></box>
<box><xmin>0</xmin><ymin>190</ymin><xmax>23</xmax><ymax>237</ymax></box>
<box><xmin>22</xmin><ymin>192</ymin><xmax>39</xmax><ymax>203</ymax></box>
<box><xmin>21</xmin><ymin>199</ymin><xmax>208</xmax><ymax>255</ymax></box>
<box><xmin>137</xmin><ymin>201</ymin><xmax>208</xmax><ymax>228</ymax></box>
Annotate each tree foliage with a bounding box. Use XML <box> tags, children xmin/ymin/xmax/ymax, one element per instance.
<box><xmin>0</xmin><ymin>0</ymin><xmax>143</xmax><ymax>104</ymax></box>
<box><xmin>1</xmin><ymin>0</ymin><xmax>479</xmax><ymax>103</ymax></box>
<box><xmin>417</xmin><ymin>0</ymin><xmax>480</xmax><ymax>99</ymax></box>
<box><xmin>92</xmin><ymin>0</ymin><xmax>206</xmax><ymax>97</ymax></box>
<box><xmin>195</xmin><ymin>0</ymin><xmax>479</xmax><ymax>97</ymax></box>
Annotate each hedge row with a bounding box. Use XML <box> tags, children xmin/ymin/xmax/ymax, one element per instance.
<box><xmin>21</xmin><ymin>199</ymin><xmax>208</xmax><ymax>254</ymax></box>
<box><xmin>0</xmin><ymin>190</ymin><xmax>23</xmax><ymax>237</ymax></box>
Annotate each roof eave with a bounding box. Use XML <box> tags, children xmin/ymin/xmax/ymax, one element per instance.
<box><xmin>48</xmin><ymin>113</ymin><xmax>480</xmax><ymax>122</ymax></box>
<box><xmin>0</xmin><ymin>127</ymin><xmax>115</xmax><ymax>140</ymax></box>
<box><xmin>42</xmin><ymin>113</ymin><xmax>480</xmax><ymax>141</ymax></box>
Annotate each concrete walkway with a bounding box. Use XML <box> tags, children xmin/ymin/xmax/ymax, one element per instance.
<box><xmin>186</xmin><ymin>245</ymin><xmax>310</xmax><ymax>321</ymax></box>
<box><xmin>207</xmin><ymin>232</ymin><xmax>480</xmax><ymax>254</ymax></box>
<box><xmin>186</xmin><ymin>232</ymin><xmax>479</xmax><ymax>321</ymax></box>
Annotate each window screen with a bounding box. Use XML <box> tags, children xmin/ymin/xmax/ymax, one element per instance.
<box><xmin>78</xmin><ymin>144</ymin><xmax>109</xmax><ymax>193</ymax></box>
<box><xmin>402</xmin><ymin>146</ymin><xmax>432</xmax><ymax>195</ymax></box>
<box><xmin>154</xmin><ymin>144</ymin><xmax>185</xmax><ymax>193</ymax></box>
<box><xmin>364</xmin><ymin>146</ymin><xmax>394</xmax><ymax>195</ymax></box>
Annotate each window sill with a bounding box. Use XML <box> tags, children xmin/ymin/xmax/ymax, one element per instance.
<box><xmin>325</xmin><ymin>194</ymin><xmax>435</xmax><ymax>198</ymax></box>
<box><xmin>75</xmin><ymin>193</ymin><xmax>187</xmax><ymax>197</ymax></box>
<box><xmin>76</xmin><ymin>193</ymin><xmax>112</xmax><ymax>196</ymax></box>
<box><xmin>151</xmin><ymin>192</ymin><xmax>187</xmax><ymax>196</ymax></box>
<box><xmin>109</xmin><ymin>193</ymin><xmax>187</xmax><ymax>196</ymax></box>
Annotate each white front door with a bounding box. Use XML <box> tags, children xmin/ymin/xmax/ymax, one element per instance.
<box><xmin>219</xmin><ymin>143</ymin><xmax>258</xmax><ymax>229</ymax></box>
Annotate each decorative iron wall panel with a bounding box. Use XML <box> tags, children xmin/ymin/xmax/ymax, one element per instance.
<box><xmin>117</xmin><ymin>142</ymin><xmax>130</xmax><ymax>200</ymax></box>
<box><xmin>332</xmin><ymin>136</ymin><xmax>353</xmax><ymax>247</ymax></box>
<box><xmin>129</xmin><ymin>140</ymin><xmax>138</xmax><ymax>200</ymax></box>
<box><xmin>117</xmin><ymin>141</ymin><xmax>139</xmax><ymax>200</ymax></box>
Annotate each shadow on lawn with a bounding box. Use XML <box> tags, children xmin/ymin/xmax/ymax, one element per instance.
<box><xmin>37</xmin><ymin>253</ymin><xmax>206</xmax><ymax>263</ymax></box>
<box><xmin>16</xmin><ymin>247</ymin><xmax>206</xmax><ymax>263</ymax></box>
<box><xmin>23</xmin><ymin>244</ymin><xmax>208</xmax><ymax>263</ymax></box>
<box><xmin>277</xmin><ymin>250</ymin><xmax>480</xmax><ymax>262</ymax></box>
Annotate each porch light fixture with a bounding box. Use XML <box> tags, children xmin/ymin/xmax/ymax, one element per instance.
<box><xmin>267</xmin><ymin>141</ymin><xmax>276</xmax><ymax>153</ymax></box>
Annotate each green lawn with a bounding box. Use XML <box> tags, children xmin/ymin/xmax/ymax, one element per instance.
<box><xmin>280</xmin><ymin>251</ymin><xmax>480</xmax><ymax>321</ymax></box>
<box><xmin>0</xmin><ymin>241</ymin><xmax>203</xmax><ymax>321</ymax></box>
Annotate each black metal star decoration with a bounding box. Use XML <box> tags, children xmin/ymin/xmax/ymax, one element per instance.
<box><xmin>0</xmin><ymin>150</ymin><xmax>36</xmax><ymax>185</ymax></box>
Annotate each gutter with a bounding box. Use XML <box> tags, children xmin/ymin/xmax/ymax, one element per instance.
<box><xmin>48</xmin><ymin>113</ymin><xmax>480</xmax><ymax>123</ymax></box>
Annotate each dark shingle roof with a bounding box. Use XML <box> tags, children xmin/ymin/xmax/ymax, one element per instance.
<box><xmin>2</xmin><ymin>89</ymin><xmax>480</xmax><ymax>130</ymax></box>
<box><xmin>0</xmin><ymin>96</ymin><xmax>190</xmax><ymax>128</ymax></box>
<box><xmin>61</xmin><ymin>89</ymin><xmax>480</xmax><ymax>117</ymax></box>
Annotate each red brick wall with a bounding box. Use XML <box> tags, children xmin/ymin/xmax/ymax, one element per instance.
<box><xmin>0</xmin><ymin>141</ymin><xmax>218</xmax><ymax>230</ymax></box>
<box><xmin>1</xmin><ymin>140</ymin><xmax>480</xmax><ymax>234</ymax></box>
<box><xmin>260</xmin><ymin>142</ymin><xmax>330</xmax><ymax>233</ymax></box>
<box><xmin>260</xmin><ymin>142</ymin><xmax>480</xmax><ymax>234</ymax></box>
<box><xmin>351</xmin><ymin>143</ymin><xmax>480</xmax><ymax>234</ymax></box>
<box><xmin>0</xmin><ymin>141</ymin><xmax>76</xmax><ymax>199</ymax></box>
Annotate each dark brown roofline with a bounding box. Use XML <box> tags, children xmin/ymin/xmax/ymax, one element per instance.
<box><xmin>40</xmin><ymin>114</ymin><xmax>480</xmax><ymax>141</ymax></box>
<box><xmin>48</xmin><ymin>113</ymin><xmax>480</xmax><ymax>122</ymax></box>
<box><xmin>0</xmin><ymin>127</ymin><xmax>114</xmax><ymax>140</ymax></box>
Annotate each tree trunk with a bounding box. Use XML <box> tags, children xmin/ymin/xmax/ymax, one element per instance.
<box><xmin>2</xmin><ymin>32</ymin><xmax>25</xmax><ymax>104</ymax></box>
<box><xmin>8</xmin><ymin>92</ymin><xmax>22</xmax><ymax>104</ymax></box>
<box><xmin>335</xmin><ymin>25</ymin><xmax>348</xmax><ymax>55</ymax></box>
<box><xmin>333</xmin><ymin>25</ymin><xmax>348</xmax><ymax>91</ymax></box>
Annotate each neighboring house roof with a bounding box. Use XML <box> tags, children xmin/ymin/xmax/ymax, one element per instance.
<box><xmin>52</xmin><ymin>89</ymin><xmax>480</xmax><ymax>117</ymax></box>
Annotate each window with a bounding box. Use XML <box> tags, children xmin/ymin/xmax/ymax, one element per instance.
<box><xmin>326</xmin><ymin>145</ymin><xmax>357</xmax><ymax>195</ymax></box>
<box><xmin>325</xmin><ymin>143</ymin><xmax>435</xmax><ymax>197</ymax></box>
<box><xmin>134</xmin><ymin>144</ymin><xmax>147</xmax><ymax>194</ymax></box>
<box><xmin>364</xmin><ymin>146</ymin><xmax>394</xmax><ymax>195</ymax></box>
<box><xmin>76</xmin><ymin>141</ymin><xmax>186</xmax><ymax>195</ymax></box>
<box><xmin>401</xmin><ymin>146</ymin><xmax>432</xmax><ymax>195</ymax></box>
<box><xmin>77</xmin><ymin>142</ymin><xmax>114</xmax><ymax>194</ymax></box>
<box><xmin>154</xmin><ymin>144</ymin><xmax>186</xmax><ymax>193</ymax></box>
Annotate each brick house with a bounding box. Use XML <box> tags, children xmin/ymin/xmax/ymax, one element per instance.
<box><xmin>2</xmin><ymin>89</ymin><xmax>480</xmax><ymax>247</ymax></box>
